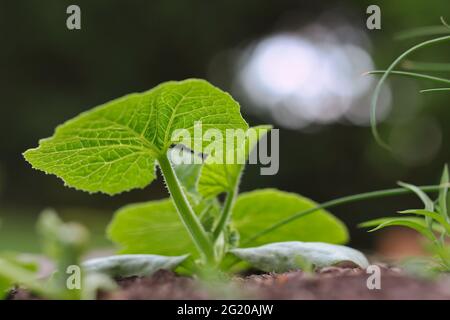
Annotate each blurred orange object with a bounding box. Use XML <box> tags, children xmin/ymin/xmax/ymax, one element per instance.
<box><xmin>375</xmin><ymin>227</ymin><xmax>428</xmax><ymax>259</ymax></box>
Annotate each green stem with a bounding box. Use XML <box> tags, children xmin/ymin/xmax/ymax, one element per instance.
<box><xmin>370</xmin><ymin>35</ymin><xmax>450</xmax><ymax>149</ymax></box>
<box><xmin>0</xmin><ymin>258</ymin><xmax>59</xmax><ymax>299</ymax></box>
<box><xmin>403</xmin><ymin>61</ymin><xmax>450</xmax><ymax>72</ymax></box>
<box><xmin>158</xmin><ymin>153</ymin><xmax>215</xmax><ymax>264</ymax></box>
<box><xmin>242</xmin><ymin>184</ymin><xmax>445</xmax><ymax>247</ymax></box>
<box><xmin>213</xmin><ymin>185</ymin><xmax>238</xmax><ymax>242</ymax></box>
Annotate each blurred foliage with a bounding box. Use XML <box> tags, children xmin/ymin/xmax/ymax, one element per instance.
<box><xmin>0</xmin><ymin>0</ymin><xmax>448</xmax><ymax>252</ymax></box>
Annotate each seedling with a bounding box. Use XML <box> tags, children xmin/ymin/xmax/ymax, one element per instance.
<box><xmin>361</xmin><ymin>166</ymin><xmax>450</xmax><ymax>271</ymax></box>
<box><xmin>24</xmin><ymin>79</ymin><xmax>367</xmax><ymax>278</ymax></box>
<box><xmin>22</xmin><ymin>78</ymin><xmax>448</xmax><ymax>286</ymax></box>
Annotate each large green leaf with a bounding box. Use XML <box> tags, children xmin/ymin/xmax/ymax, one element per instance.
<box><xmin>231</xmin><ymin>241</ymin><xmax>369</xmax><ymax>272</ymax></box>
<box><xmin>198</xmin><ymin>125</ymin><xmax>271</xmax><ymax>198</ymax></box>
<box><xmin>107</xmin><ymin>199</ymin><xmax>195</xmax><ymax>255</ymax></box>
<box><xmin>24</xmin><ymin>79</ymin><xmax>248</xmax><ymax>195</ymax></box>
<box><xmin>82</xmin><ymin>254</ymin><xmax>188</xmax><ymax>277</ymax></box>
<box><xmin>233</xmin><ymin>189</ymin><xmax>349</xmax><ymax>247</ymax></box>
<box><xmin>0</xmin><ymin>222</ymin><xmax>41</xmax><ymax>299</ymax></box>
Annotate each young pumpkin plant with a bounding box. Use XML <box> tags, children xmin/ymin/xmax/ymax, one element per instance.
<box><xmin>24</xmin><ymin>79</ymin><xmax>368</xmax><ymax>278</ymax></box>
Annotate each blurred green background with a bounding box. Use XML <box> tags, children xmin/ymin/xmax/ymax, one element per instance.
<box><xmin>0</xmin><ymin>0</ymin><xmax>448</xmax><ymax>253</ymax></box>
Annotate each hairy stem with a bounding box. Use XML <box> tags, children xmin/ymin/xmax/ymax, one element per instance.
<box><xmin>242</xmin><ymin>184</ymin><xmax>445</xmax><ymax>246</ymax></box>
<box><xmin>158</xmin><ymin>153</ymin><xmax>215</xmax><ymax>264</ymax></box>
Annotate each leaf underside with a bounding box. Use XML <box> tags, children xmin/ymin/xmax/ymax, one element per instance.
<box><xmin>231</xmin><ymin>241</ymin><xmax>369</xmax><ymax>272</ymax></box>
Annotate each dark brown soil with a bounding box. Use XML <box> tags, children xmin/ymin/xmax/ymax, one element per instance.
<box><xmin>241</xmin><ymin>267</ymin><xmax>450</xmax><ymax>299</ymax></box>
<box><xmin>10</xmin><ymin>265</ymin><xmax>450</xmax><ymax>300</ymax></box>
<box><xmin>104</xmin><ymin>267</ymin><xmax>450</xmax><ymax>300</ymax></box>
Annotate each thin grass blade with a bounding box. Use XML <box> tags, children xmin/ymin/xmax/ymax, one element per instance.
<box><xmin>370</xmin><ymin>35</ymin><xmax>450</xmax><ymax>149</ymax></box>
<box><xmin>439</xmin><ymin>165</ymin><xmax>449</xmax><ymax>222</ymax></box>
<box><xmin>359</xmin><ymin>217</ymin><xmax>435</xmax><ymax>240</ymax></box>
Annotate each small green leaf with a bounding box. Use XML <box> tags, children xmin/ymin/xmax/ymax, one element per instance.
<box><xmin>230</xmin><ymin>241</ymin><xmax>369</xmax><ymax>272</ymax></box>
<box><xmin>359</xmin><ymin>217</ymin><xmax>436</xmax><ymax>240</ymax></box>
<box><xmin>82</xmin><ymin>254</ymin><xmax>188</xmax><ymax>277</ymax></box>
<box><xmin>24</xmin><ymin>79</ymin><xmax>248</xmax><ymax>195</ymax></box>
<box><xmin>37</xmin><ymin>209</ymin><xmax>89</xmax><ymax>267</ymax></box>
<box><xmin>198</xmin><ymin>125</ymin><xmax>271</xmax><ymax>198</ymax></box>
<box><xmin>232</xmin><ymin>189</ymin><xmax>349</xmax><ymax>247</ymax></box>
